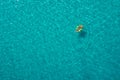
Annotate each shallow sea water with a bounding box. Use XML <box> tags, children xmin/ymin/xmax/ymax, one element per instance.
<box><xmin>0</xmin><ymin>0</ymin><xmax>120</xmax><ymax>80</ymax></box>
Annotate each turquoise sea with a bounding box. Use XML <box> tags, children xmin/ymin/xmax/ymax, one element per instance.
<box><xmin>0</xmin><ymin>0</ymin><xmax>120</xmax><ymax>80</ymax></box>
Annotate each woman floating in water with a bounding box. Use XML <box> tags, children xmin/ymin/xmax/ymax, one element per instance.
<box><xmin>75</xmin><ymin>25</ymin><xmax>83</xmax><ymax>32</ymax></box>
